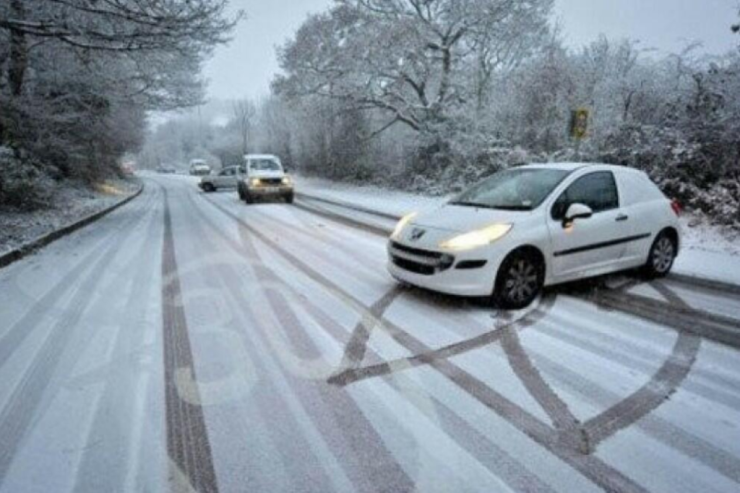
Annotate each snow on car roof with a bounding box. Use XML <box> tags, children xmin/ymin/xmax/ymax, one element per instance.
<box><xmin>519</xmin><ymin>162</ymin><xmax>631</xmax><ymax>173</ymax></box>
<box><xmin>244</xmin><ymin>154</ymin><xmax>280</xmax><ymax>160</ymax></box>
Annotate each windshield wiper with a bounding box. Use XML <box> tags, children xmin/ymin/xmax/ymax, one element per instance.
<box><xmin>489</xmin><ymin>205</ymin><xmax>533</xmax><ymax>211</ymax></box>
<box><xmin>449</xmin><ymin>201</ymin><xmax>498</xmax><ymax>209</ymax></box>
<box><xmin>450</xmin><ymin>201</ymin><xmax>531</xmax><ymax>211</ymax></box>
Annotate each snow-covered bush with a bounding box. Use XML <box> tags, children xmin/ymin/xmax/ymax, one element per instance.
<box><xmin>0</xmin><ymin>148</ymin><xmax>55</xmax><ymax>210</ymax></box>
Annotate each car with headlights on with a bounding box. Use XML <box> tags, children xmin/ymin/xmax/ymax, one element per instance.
<box><xmin>237</xmin><ymin>154</ymin><xmax>294</xmax><ymax>204</ymax></box>
<box><xmin>388</xmin><ymin>163</ymin><xmax>681</xmax><ymax>309</ymax></box>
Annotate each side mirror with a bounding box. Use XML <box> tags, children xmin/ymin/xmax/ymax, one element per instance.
<box><xmin>564</xmin><ymin>203</ymin><xmax>593</xmax><ymax>227</ymax></box>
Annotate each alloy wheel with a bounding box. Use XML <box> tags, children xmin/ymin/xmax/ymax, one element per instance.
<box><xmin>504</xmin><ymin>259</ymin><xmax>539</xmax><ymax>304</ymax></box>
<box><xmin>653</xmin><ymin>236</ymin><xmax>675</xmax><ymax>274</ymax></box>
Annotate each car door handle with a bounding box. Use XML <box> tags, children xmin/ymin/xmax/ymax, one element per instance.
<box><xmin>616</xmin><ymin>214</ymin><xmax>629</xmax><ymax>222</ymax></box>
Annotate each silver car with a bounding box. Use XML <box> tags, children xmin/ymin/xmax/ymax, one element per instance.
<box><xmin>199</xmin><ymin>166</ymin><xmax>240</xmax><ymax>192</ymax></box>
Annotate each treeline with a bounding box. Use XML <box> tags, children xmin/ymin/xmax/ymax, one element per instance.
<box><xmin>0</xmin><ymin>0</ymin><xmax>239</xmax><ymax>209</ymax></box>
<box><xmin>142</xmin><ymin>1</ymin><xmax>740</xmax><ymax>225</ymax></box>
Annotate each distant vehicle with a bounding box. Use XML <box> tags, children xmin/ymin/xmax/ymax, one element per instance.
<box><xmin>121</xmin><ymin>162</ymin><xmax>136</xmax><ymax>176</ymax></box>
<box><xmin>388</xmin><ymin>163</ymin><xmax>682</xmax><ymax>309</ymax></box>
<box><xmin>199</xmin><ymin>166</ymin><xmax>240</xmax><ymax>192</ymax></box>
<box><xmin>156</xmin><ymin>165</ymin><xmax>176</xmax><ymax>174</ymax></box>
<box><xmin>237</xmin><ymin>154</ymin><xmax>294</xmax><ymax>204</ymax></box>
<box><xmin>190</xmin><ymin>160</ymin><xmax>212</xmax><ymax>176</ymax></box>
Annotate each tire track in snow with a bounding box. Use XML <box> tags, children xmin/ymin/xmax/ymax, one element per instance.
<box><xmin>72</xmin><ymin>182</ymin><xmax>165</xmax><ymax>492</ymax></box>
<box><xmin>529</xmin><ymin>348</ymin><xmax>740</xmax><ymax>485</ymax></box>
<box><xmin>161</xmin><ymin>188</ymin><xmax>219</xmax><ymax>493</ymax></box>
<box><xmin>0</xmin><ymin>189</ymin><xmax>154</xmax><ymax>485</ymax></box>
<box><xmin>200</xmin><ymin>193</ymin><xmax>649</xmax><ymax>493</ymax></box>
<box><xmin>0</xmin><ymin>186</ymin><xmax>156</xmax><ymax>371</ymax></box>
<box><xmin>327</xmin><ymin>295</ymin><xmax>553</xmax><ymax>387</ymax></box>
<box><xmin>500</xmin><ymin>320</ymin><xmax>587</xmax><ymax>453</ymax></box>
<box><xmin>582</xmin><ymin>281</ymin><xmax>702</xmax><ymax>450</ymax></box>
<box><xmin>184</xmin><ymin>188</ymin><xmax>414</xmax><ymax>493</ymax></box>
<box><xmin>247</xmin><ymin>187</ymin><xmax>737</xmax><ymax>485</ymax></box>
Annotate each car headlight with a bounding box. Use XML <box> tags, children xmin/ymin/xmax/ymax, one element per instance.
<box><xmin>281</xmin><ymin>176</ymin><xmax>292</xmax><ymax>186</ymax></box>
<box><xmin>439</xmin><ymin>224</ymin><xmax>513</xmax><ymax>252</ymax></box>
<box><xmin>250</xmin><ymin>178</ymin><xmax>261</xmax><ymax>187</ymax></box>
<box><xmin>391</xmin><ymin>212</ymin><xmax>418</xmax><ymax>240</ymax></box>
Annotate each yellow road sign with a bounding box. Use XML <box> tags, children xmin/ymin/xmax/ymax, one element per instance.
<box><xmin>570</xmin><ymin>108</ymin><xmax>590</xmax><ymax>140</ymax></box>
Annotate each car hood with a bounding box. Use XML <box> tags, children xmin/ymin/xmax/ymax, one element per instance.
<box><xmin>411</xmin><ymin>204</ymin><xmax>530</xmax><ymax>233</ymax></box>
<box><xmin>250</xmin><ymin>171</ymin><xmax>285</xmax><ymax>179</ymax></box>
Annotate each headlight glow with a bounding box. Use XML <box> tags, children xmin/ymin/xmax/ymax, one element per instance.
<box><xmin>439</xmin><ymin>224</ymin><xmax>513</xmax><ymax>251</ymax></box>
<box><xmin>281</xmin><ymin>176</ymin><xmax>292</xmax><ymax>186</ymax></box>
<box><xmin>250</xmin><ymin>178</ymin><xmax>262</xmax><ymax>187</ymax></box>
<box><xmin>391</xmin><ymin>212</ymin><xmax>418</xmax><ymax>240</ymax></box>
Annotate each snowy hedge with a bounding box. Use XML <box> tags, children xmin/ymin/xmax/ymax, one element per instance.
<box><xmin>0</xmin><ymin>148</ymin><xmax>56</xmax><ymax>210</ymax></box>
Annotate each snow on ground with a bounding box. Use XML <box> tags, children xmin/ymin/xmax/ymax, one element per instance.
<box><xmin>295</xmin><ymin>176</ymin><xmax>447</xmax><ymax>216</ymax></box>
<box><xmin>0</xmin><ymin>177</ymin><xmax>140</xmax><ymax>256</ymax></box>
<box><xmin>297</xmin><ymin>175</ymin><xmax>740</xmax><ymax>286</ymax></box>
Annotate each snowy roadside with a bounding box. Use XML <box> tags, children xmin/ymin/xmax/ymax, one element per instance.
<box><xmin>296</xmin><ymin>175</ymin><xmax>740</xmax><ymax>286</ymax></box>
<box><xmin>0</xmin><ymin>177</ymin><xmax>141</xmax><ymax>257</ymax></box>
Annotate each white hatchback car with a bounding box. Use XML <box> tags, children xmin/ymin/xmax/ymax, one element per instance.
<box><xmin>388</xmin><ymin>163</ymin><xmax>681</xmax><ymax>308</ymax></box>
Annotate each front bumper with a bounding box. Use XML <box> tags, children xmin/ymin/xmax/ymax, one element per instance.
<box><xmin>387</xmin><ymin>241</ymin><xmax>499</xmax><ymax>297</ymax></box>
<box><xmin>246</xmin><ymin>184</ymin><xmax>293</xmax><ymax>196</ymax></box>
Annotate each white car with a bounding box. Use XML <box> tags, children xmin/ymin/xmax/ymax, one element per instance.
<box><xmin>237</xmin><ymin>154</ymin><xmax>294</xmax><ymax>204</ymax></box>
<box><xmin>190</xmin><ymin>160</ymin><xmax>211</xmax><ymax>176</ymax></box>
<box><xmin>388</xmin><ymin>163</ymin><xmax>681</xmax><ymax>309</ymax></box>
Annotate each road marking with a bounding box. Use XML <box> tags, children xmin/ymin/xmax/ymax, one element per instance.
<box><xmin>200</xmin><ymin>194</ymin><xmax>649</xmax><ymax>493</ymax></box>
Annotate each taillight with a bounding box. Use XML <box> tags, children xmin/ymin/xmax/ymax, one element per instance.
<box><xmin>670</xmin><ymin>200</ymin><xmax>682</xmax><ymax>217</ymax></box>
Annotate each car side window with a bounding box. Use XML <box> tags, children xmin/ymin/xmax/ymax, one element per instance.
<box><xmin>551</xmin><ymin>172</ymin><xmax>619</xmax><ymax>220</ymax></box>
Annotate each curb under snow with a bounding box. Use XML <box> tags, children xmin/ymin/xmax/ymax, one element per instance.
<box><xmin>0</xmin><ymin>181</ymin><xmax>145</xmax><ymax>271</ymax></box>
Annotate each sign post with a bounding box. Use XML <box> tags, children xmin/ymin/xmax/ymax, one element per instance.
<box><xmin>569</xmin><ymin>108</ymin><xmax>590</xmax><ymax>160</ymax></box>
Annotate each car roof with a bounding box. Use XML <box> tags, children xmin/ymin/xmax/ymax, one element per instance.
<box><xmin>519</xmin><ymin>162</ymin><xmax>640</xmax><ymax>174</ymax></box>
<box><xmin>244</xmin><ymin>154</ymin><xmax>280</xmax><ymax>161</ymax></box>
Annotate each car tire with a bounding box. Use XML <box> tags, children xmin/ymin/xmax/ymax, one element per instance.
<box><xmin>645</xmin><ymin>231</ymin><xmax>676</xmax><ymax>278</ymax></box>
<box><xmin>203</xmin><ymin>183</ymin><xmax>216</xmax><ymax>193</ymax></box>
<box><xmin>244</xmin><ymin>192</ymin><xmax>254</xmax><ymax>205</ymax></box>
<box><xmin>285</xmin><ymin>192</ymin><xmax>294</xmax><ymax>204</ymax></box>
<box><xmin>493</xmin><ymin>250</ymin><xmax>544</xmax><ymax>310</ymax></box>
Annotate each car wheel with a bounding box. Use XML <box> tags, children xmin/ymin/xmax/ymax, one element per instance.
<box><xmin>204</xmin><ymin>183</ymin><xmax>215</xmax><ymax>193</ymax></box>
<box><xmin>645</xmin><ymin>231</ymin><xmax>676</xmax><ymax>278</ymax></box>
<box><xmin>244</xmin><ymin>192</ymin><xmax>254</xmax><ymax>205</ymax></box>
<box><xmin>493</xmin><ymin>250</ymin><xmax>544</xmax><ymax>310</ymax></box>
<box><xmin>285</xmin><ymin>192</ymin><xmax>294</xmax><ymax>204</ymax></box>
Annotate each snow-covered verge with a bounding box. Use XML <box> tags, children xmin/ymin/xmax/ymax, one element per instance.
<box><xmin>0</xmin><ymin>177</ymin><xmax>141</xmax><ymax>257</ymax></box>
<box><xmin>296</xmin><ymin>176</ymin><xmax>449</xmax><ymax>216</ymax></box>
<box><xmin>297</xmin><ymin>175</ymin><xmax>740</xmax><ymax>286</ymax></box>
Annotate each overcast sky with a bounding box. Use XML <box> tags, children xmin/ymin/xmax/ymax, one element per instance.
<box><xmin>202</xmin><ymin>0</ymin><xmax>740</xmax><ymax>101</ymax></box>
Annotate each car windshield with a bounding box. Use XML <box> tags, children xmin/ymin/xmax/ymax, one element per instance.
<box><xmin>450</xmin><ymin>168</ymin><xmax>570</xmax><ymax>211</ymax></box>
<box><xmin>250</xmin><ymin>159</ymin><xmax>281</xmax><ymax>172</ymax></box>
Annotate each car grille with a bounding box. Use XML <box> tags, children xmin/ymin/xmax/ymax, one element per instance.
<box><xmin>388</xmin><ymin>241</ymin><xmax>454</xmax><ymax>276</ymax></box>
<box><xmin>258</xmin><ymin>178</ymin><xmax>283</xmax><ymax>186</ymax></box>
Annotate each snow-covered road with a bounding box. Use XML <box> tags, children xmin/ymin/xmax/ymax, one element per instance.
<box><xmin>0</xmin><ymin>175</ymin><xmax>739</xmax><ymax>493</ymax></box>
